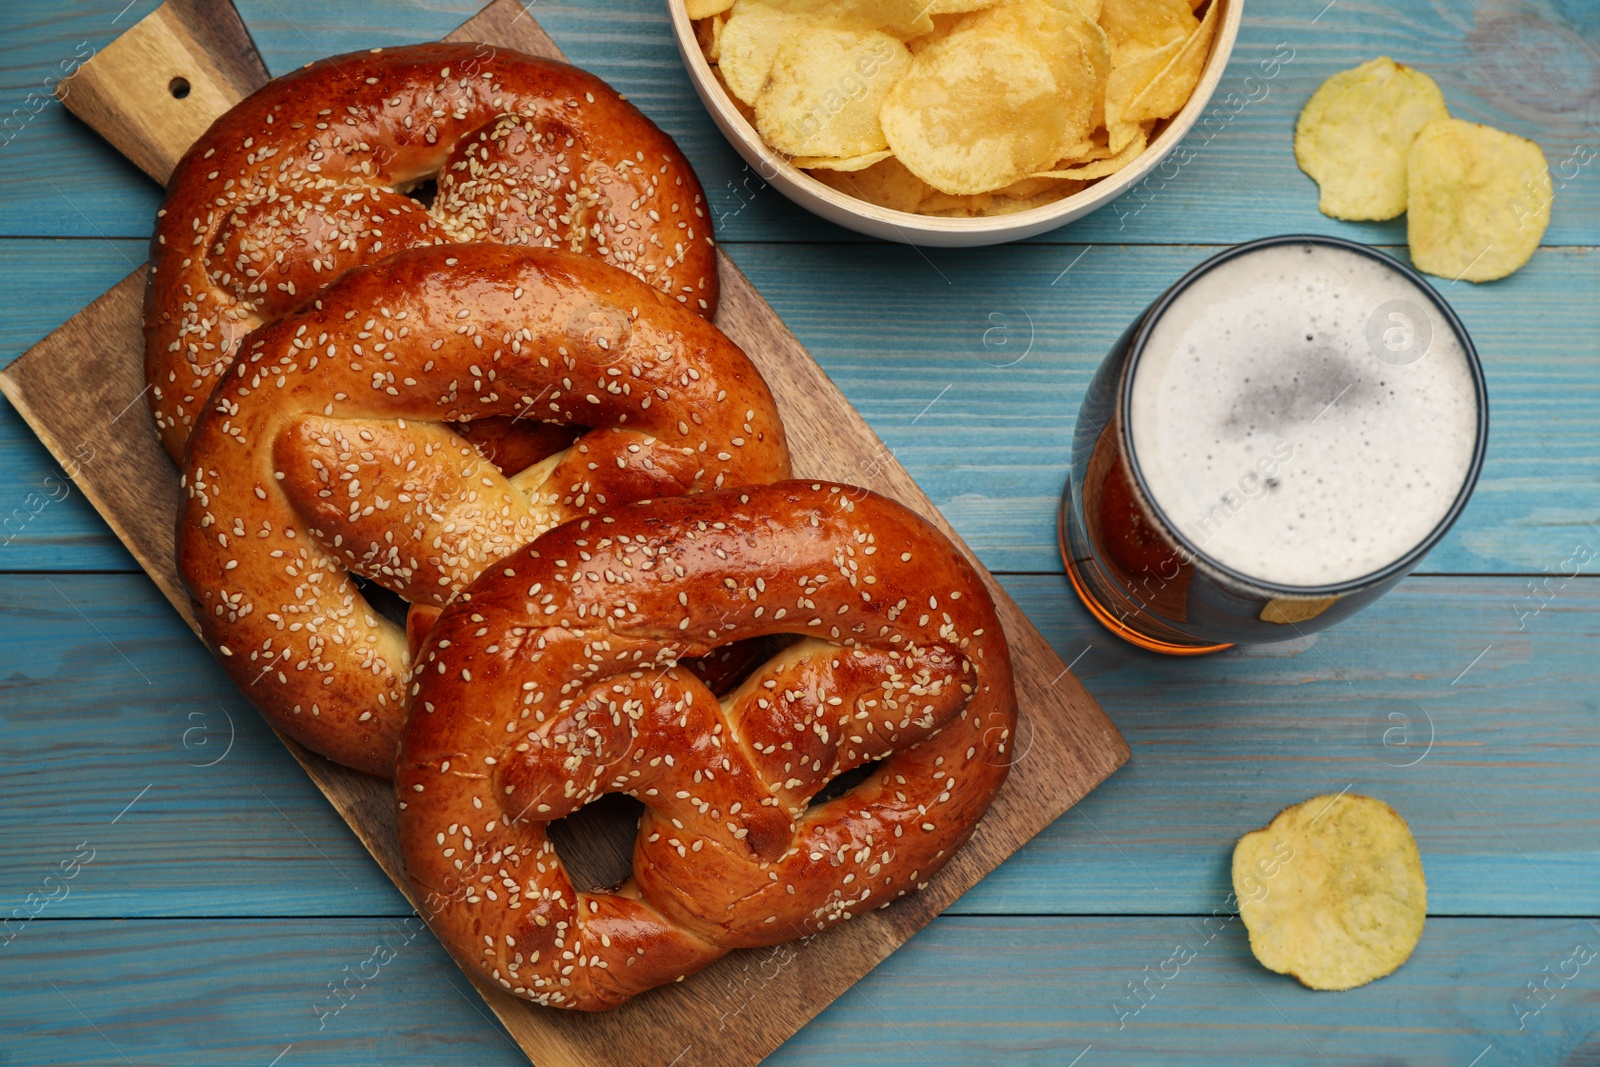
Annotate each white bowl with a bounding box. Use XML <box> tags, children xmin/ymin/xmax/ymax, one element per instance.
<box><xmin>669</xmin><ymin>0</ymin><xmax>1243</xmax><ymax>247</ymax></box>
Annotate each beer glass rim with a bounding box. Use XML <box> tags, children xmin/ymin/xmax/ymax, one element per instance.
<box><xmin>1118</xmin><ymin>234</ymin><xmax>1490</xmax><ymax>598</ymax></box>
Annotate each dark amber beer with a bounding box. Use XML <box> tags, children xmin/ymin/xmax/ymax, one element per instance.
<box><xmin>1059</xmin><ymin>236</ymin><xmax>1487</xmax><ymax>653</ymax></box>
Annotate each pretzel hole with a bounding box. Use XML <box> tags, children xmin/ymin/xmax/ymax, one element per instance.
<box><xmin>168</xmin><ymin>77</ymin><xmax>190</xmax><ymax>100</ymax></box>
<box><xmin>402</xmin><ymin>177</ymin><xmax>438</xmax><ymax>209</ymax></box>
<box><xmin>810</xmin><ymin>759</ymin><xmax>883</xmax><ymax>808</ymax></box>
<box><xmin>545</xmin><ymin>792</ymin><xmax>642</xmax><ymax>892</ymax></box>
<box><xmin>685</xmin><ymin>634</ymin><xmax>798</xmax><ymax>695</ymax></box>
<box><xmin>350</xmin><ymin>574</ymin><xmax>411</xmax><ymax>629</ymax></box>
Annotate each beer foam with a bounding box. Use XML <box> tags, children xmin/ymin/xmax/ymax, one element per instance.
<box><xmin>1128</xmin><ymin>243</ymin><xmax>1479</xmax><ymax>588</ymax></box>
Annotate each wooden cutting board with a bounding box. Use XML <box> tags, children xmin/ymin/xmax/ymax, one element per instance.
<box><xmin>0</xmin><ymin>1</ymin><xmax>1129</xmax><ymax>1063</ymax></box>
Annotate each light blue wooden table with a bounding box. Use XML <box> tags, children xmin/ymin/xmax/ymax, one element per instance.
<box><xmin>1</xmin><ymin>1</ymin><xmax>1596</xmax><ymax>1063</ymax></box>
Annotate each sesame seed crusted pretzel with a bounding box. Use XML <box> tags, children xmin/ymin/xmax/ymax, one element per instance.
<box><xmin>396</xmin><ymin>482</ymin><xmax>1017</xmax><ymax>1011</ymax></box>
<box><xmin>148</xmin><ymin>42</ymin><xmax>718</xmax><ymax>461</ymax></box>
<box><xmin>178</xmin><ymin>244</ymin><xmax>789</xmax><ymax>777</ymax></box>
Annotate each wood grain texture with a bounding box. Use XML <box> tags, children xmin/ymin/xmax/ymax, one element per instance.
<box><xmin>7</xmin><ymin>917</ymin><xmax>1599</xmax><ymax>1066</ymax></box>
<box><xmin>0</xmin><ymin>3</ymin><xmax>1125</xmax><ymax>1065</ymax></box>
<box><xmin>1</xmin><ymin>1</ymin><xmax>1594</xmax><ymax>246</ymax></box>
<box><xmin>3</xmin><ymin>573</ymin><xmax>1595</xmax><ymax>920</ymax></box>
<box><xmin>0</xmin><ymin>0</ymin><xmax>1594</xmax><ymax>1063</ymax></box>
<box><xmin>53</xmin><ymin>0</ymin><xmax>268</xmax><ymax>182</ymax></box>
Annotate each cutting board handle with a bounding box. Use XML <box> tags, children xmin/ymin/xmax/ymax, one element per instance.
<box><xmin>54</xmin><ymin>0</ymin><xmax>269</xmax><ymax>185</ymax></box>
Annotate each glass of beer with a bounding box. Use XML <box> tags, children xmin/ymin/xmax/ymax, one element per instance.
<box><xmin>1058</xmin><ymin>235</ymin><xmax>1487</xmax><ymax>654</ymax></box>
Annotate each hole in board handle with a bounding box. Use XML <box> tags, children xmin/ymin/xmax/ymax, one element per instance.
<box><xmin>169</xmin><ymin>77</ymin><xmax>190</xmax><ymax>100</ymax></box>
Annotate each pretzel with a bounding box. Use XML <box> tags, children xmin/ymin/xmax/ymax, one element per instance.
<box><xmin>396</xmin><ymin>481</ymin><xmax>1017</xmax><ymax>1010</ymax></box>
<box><xmin>178</xmin><ymin>243</ymin><xmax>789</xmax><ymax>777</ymax></box>
<box><xmin>147</xmin><ymin>42</ymin><xmax>718</xmax><ymax>461</ymax></box>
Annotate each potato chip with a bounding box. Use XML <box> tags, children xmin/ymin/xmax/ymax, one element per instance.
<box><xmin>1126</xmin><ymin>0</ymin><xmax>1216</xmax><ymax>121</ymax></box>
<box><xmin>755</xmin><ymin>0</ymin><xmax>934</xmax><ymax>37</ymax></box>
<box><xmin>794</xmin><ymin>149</ymin><xmax>893</xmax><ymax>171</ymax></box>
<box><xmin>696</xmin><ymin>10</ymin><xmax>732</xmax><ymax>63</ymax></box>
<box><xmin>993</xmin><ymin>174</ymin><xmax>1061</xmax><ymax>199</ymax></box>
<box><xmin>983</xmin><ymin>180</ymin><xmax>1089</xmax><ymax>213</ymax></box>
<box><xmin>1050</xmin><ymin>127</ymin><xmax>1114</xmax><ymax>164</ymax></box>
<box><xmin>971</xmin><ymin>0</ymin><xmax>1110</xmax><ymax>135</ymax></box>
<box><xmin>984</xmin><ymin>180</ymin><xmax>1088</xmax><ymax>213</ymax></box>
<box><xmin>709</xmin><ymin>64</ymin><xmax>759</xmax><ymax>129</ymax></box>
<box><xmin>1295</xmin><ymin>57</ymin><xmax>1450</xmax><ymax>221</ymax></box>
<box><xmin>906</xmin><ymin>13</ymin><xmax>965</xmax><ymax>54</ymax></box>
<box><xmin>922</xmin><ymin>0</ymin><xmax>1001</xmax><ymax>12</ymax></box>
<box><xmin>1105</xmin><ymin>0</ymin><xmax>1214</xmax><ymax>151</ymax></box>
<box><xmin>693</xmin><ymin>0</ymin><xmax>1218</xmax><ymax>213</ymax></box>
<box><xmin>1104</xmin><ymin>33</ymin><xmax>1177</xmax><ymax>151</ymax></box>
<box><xmin>881</xmin><ymin>28</ymin><xmax>1071</xmax><ymax>194</ymax></box>
<box><xmin>811</xmin><ymin>155</ymin><xmax>934</xmax><ymax>213</ymax></box>
<box><xmin>718</xmin><ymin>2</ymin><xmax>809</xmax><ymax>106</ymax></box>
<box><xmin>1051</xmin><ymin>142</ymin><xmax>1104</xmax><ymax>166</ymax></box>
<box><xmin>1032</xmin><ymin>125</ymin><xmax>1146</xmax><ymax>178</ymax></box>
<box><xmin>1407</xmin><ymin>118</ymin><xmax>1551</xmax><ymax>282</ymax></box>
<box><xmin>713</xmin><ymin>13</ymin><xmax>730</xmax><ymax>61</ymax></box>
<box><xmin>695</xmin><ymin>10</ymin><xmax>719</xmax><ymax>59</ymax></box>
<box><xmin>756</xmin><ymin>27</ymin><xmax>910</xmax><ymax>157</ymax></box>
<box><xmin>1233</xmin><ymin>793</ymin><xmax>1426</xmax><ymax>991</ymax></box>
<box><xmin>921</xmin><ymin>189</ymin><xmax>994</xmax><ymax>215</ymax></box>
<box><xmin>1098</xmin><ymin>0</ymin><xmax>1196</xmax><ymax>57</ymax></box>
<box><xmin>687</xmin><ymin>0</ymin><xmax>736</xmax><ymax>18</ymax></box>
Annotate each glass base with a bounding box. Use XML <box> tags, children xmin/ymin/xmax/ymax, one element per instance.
<box><xmin>1060</xmin><ymin>547</ymin><xmax>1233</xmax><ymax>656</ymax></box>
<box><xmin>1057</xmin><ymin>486</ymin><xmax>1233</xmax><ymax>657</ymax></box>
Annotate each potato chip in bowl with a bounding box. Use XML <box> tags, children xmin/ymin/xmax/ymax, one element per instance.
<box><xmin>675</xmin><ymin>0</ymin><xmax>1234</xmax><ymax>234</ymax></box>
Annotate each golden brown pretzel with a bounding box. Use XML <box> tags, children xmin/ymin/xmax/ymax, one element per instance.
<box><xmin>147</xmin><ymin>42</ymin><xmax>718</xmax><ymax>460</ymax></box>
<box><xmin>396</xmin><ymin>482</ymin><xmax>1017</xmax><ymax>1010</ymax></box>
<box><xmin>178</xmin><ymin>243</ymin><xmax>789</xmax><ymax>777</ymax></box>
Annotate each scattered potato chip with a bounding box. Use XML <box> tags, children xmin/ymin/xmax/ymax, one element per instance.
<box><xmin>1295</xmin><ymin>57</ymin><xmax>1450</xmax><ymax>221</ymax></box>
<box><xmin>1233</xmin><ymin>793</ymin><xmax>1426</xmax><ymax>992</ymax></box>
<box><xmin>923</xmin><ymin>0</ymin><xmax>1001</xmax><ymax>12</ymax></box>
<box><xmin>756</xmin><ymin>27</ymin><xmax>911</xmax><ymax>157</ymax></box>
<box><xmin>687</xmin><ymin>0</ymin><xmax>735</xmax><ymax>18</ymax></box>
<box><xmin>792</xmin><ymin>149</ymin><xmax>893</xmax><ymax>171</ymax></box>
<box><xmin>1407</xmin><ymin>118</ymin><xmax>1551</xmax><ymax>282</ymax></box>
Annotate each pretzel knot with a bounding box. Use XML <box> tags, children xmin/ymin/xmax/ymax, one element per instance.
<box><xmin>148</xmin><ymin>42</ymin><xmax>717</xmax><ymax>460</ymax></box>
<box><xmin>397</xmin><ymin>482</ymin><xmax>1018</xmax><ymax>1011</ymax></box>
<box><xmin>178</xmin><ymin>244</ymin><xmax>789</xmax><ymax>777</ymax></box>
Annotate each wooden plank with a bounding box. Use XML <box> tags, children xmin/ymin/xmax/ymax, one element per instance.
<box><xmin>54</xmin><ymin>0</ymin><xmax>268</xmax><ymax>182</ymax></box>
<box><xmin>0</xmin><ymin>5</ymin><xmax>1125</xmax><ymax>1065</ymax></box>
<box><xmin>0</xmin><ymin>1</ymin><xmax>1593</xmax><ymax>246</ymax></box>
<box><xmin>3</xmin><ymin>240</ymin><xmax>1596</xmax><ymax>576</ymax></box>
<box><xmin>3</xmin><ymin>573</ymin><xmax>1595</xmax><ymax>919</ymax></box>
<box><xmin>6</xmin><ymin>917</ymin><xmax>1598</xmax><ymax>1065</ymax></box>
